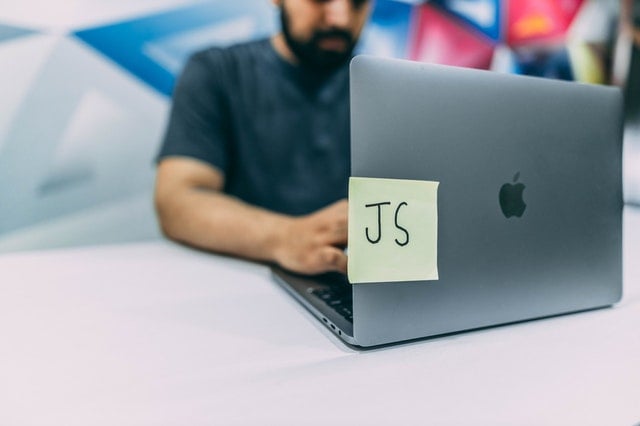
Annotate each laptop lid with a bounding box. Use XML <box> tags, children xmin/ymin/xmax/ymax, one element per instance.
<box><xmin>350</xmin><ymin>56</ymin><xmax>623</xmax><ymax>347</ymax></box>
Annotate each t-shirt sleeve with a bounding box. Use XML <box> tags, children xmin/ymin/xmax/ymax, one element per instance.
<box><xmin>156</xmin><ymin>51</ymin><xmax>230</xmax><ymax>173</ymax></box>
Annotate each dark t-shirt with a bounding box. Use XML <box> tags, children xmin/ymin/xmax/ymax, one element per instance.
<box><xmin>157</xmin><ymin>38</ymin><xmax>351</xmax><ymax>216</ymax></box>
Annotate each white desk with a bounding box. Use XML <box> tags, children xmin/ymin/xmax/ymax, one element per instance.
<box><xmin>1</xmin><ymin>207</ymin><xmax>639</xmax><ymax>426</ymax></box>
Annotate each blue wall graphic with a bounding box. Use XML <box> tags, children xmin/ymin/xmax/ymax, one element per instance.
<box><xmin>0</xmin><ymin>23</ymin><xmax>37</xmax><ymax>44</ymax></box>
<box><xmin>74</xmin><ymin>0</ymin><xmax>276</xmax><ymax>97</ymax></box>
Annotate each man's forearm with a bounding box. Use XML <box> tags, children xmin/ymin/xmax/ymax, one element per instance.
<box><xmin>156</xmin><ymin>186</ymin><xmax>291</xmax><ymax>264</ymax></box>
<box><xmin>154</xmin><ymin>157</ymin><xmax>348</xmax><ymax>274</ymax></box>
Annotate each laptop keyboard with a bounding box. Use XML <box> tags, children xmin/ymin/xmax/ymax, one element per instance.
<box><xmin>311</xmin><ymin>286</ymin><xmax>353</xmax><ymax>323</ymax></box>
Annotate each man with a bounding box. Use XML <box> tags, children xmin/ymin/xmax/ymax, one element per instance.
<box><xmin>622</xmin><ymin>0</ymin><xmax>640</xmax><ymax>47</ymax></box>
<box><xmin>154</xmin><ymin>0</ymin><xmax>372</xmax><ymax>275</ymax></box>
<box><xmin>621</xmin><ymin>0</ymin><xmax>640</xmax><ymax>120</ymax></box>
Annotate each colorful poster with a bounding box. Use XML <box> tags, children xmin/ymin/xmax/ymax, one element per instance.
<box><xmin>433</xmin><ymin>0</ymin><xmax>501</xmax><ymax>41</ymax></box>
<box><xmin>506</xmin><ymin>0</ymin><xmax>584</xmax><ymax>47</ymax></box>
<box><xmin>358</xmin><ymin>0</ymin><xmax>413</xmax><ymax>58</ymax></box>
<box><xmin>409</xmin><ymin>4</ymin><xmax>495</xmax><ymax>70</ymax></box>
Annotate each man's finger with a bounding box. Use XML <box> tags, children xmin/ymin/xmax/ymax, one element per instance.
<box><xmin>326</xmin><ymin>219</ymin><xmax>348</xmax><ymax>245</ymax></box>
<box><xmin>320</xmin><ymin>246</ymin><xmax>348</xmax><ymax>274</ymax></box>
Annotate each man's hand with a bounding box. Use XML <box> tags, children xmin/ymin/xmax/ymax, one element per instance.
<box><xmin>156</xmin><ymin>158</ymin><xmax>350</xmax><ymax>276</ymax></box>
<box><xmin>275</xmin><ymin>200</ymin><xmax>348</xmax><ymax>275</ymax></box>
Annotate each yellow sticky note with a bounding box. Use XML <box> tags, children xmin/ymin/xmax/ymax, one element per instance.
<box><xmin>348</xmin><ymin>177</ymin><xmax>439</xmax><ymax>284</ymax></box>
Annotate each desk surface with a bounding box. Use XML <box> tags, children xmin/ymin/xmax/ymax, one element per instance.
<box><xmin>1</xmin><ymin>207</ymin><xmax>639</xmax><ymax>426</ymax></box>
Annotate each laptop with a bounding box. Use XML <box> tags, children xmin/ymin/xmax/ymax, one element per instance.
<box><xmin>272</xmin><ymin>55</ymin><xmax>623</xmax><ymax>348</ymax></box>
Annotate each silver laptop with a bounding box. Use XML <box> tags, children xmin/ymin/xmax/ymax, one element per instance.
<box><xmin>272</xmin><ymin>55</ymin><xmax>623</xmax><ymax>348</ymax></box>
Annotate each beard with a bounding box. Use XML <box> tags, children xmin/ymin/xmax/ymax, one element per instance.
<box><xmin>280</xmin><ymin>5</ymin><xmax>356</xmax><ymax>72</ymax></box>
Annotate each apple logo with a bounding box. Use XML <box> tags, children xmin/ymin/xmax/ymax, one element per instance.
<box><xmin>499</xmin><ymin>172</ymin><xmax>526</xmax><ymax>218</ymax></box>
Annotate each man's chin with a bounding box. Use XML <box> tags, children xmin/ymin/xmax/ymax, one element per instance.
<box><xmin>317</xmin><ymin>38</ymin><xmax>349</xmax><ymax>52</ymax></box>
<box><xmin>303</xmin><ymin>48</ymin><xmax>352</xmax><ymax>71</ymax></box>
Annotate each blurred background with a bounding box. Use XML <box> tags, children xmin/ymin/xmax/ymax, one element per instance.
<box><xmin>0</xmin><ymin>0</ymin><xmax>638</xmax><ymax>253</ymax></box>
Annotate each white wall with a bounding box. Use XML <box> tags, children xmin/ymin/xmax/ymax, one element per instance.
<box><xmin>0</xmin><ymin>0</ymin><xmax>277</xmax><ymax>252</ymax></box>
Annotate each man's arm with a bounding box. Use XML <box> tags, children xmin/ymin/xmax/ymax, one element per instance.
<box><xmin>155</xmin><ymin>157</ymin><xmax>348</xmax><ymax>275</ymax></box>
<box><xmin>621</xmin><ymin>0</ymin><xmax>640</xmax><ymax>46</ymax></box>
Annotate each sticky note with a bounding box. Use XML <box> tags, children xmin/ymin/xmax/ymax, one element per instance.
<box><xmin>348</xmin><ymin>177</ymin><xmax>439</xmax><ymax>284</ymax></box>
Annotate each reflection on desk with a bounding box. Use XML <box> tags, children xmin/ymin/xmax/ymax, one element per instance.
<box><xmin>0</xmin><ymin>207</ymin><xmax>639</xmax><ymax>425</ymax></box>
